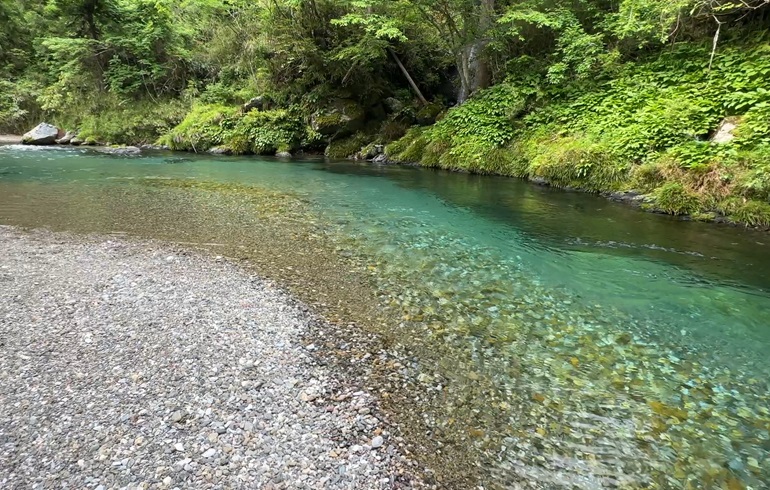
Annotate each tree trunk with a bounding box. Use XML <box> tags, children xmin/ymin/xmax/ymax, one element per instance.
<box><xmin>474</xmin><ymin>0</ymin><xmax>495</xmax><ymax>91</ymax></box>
<box><xmin>389</xmin><ymin>48</ymin><xmax>428</xmax><ymax>106</ymax></box>
<box><xmin>456</xmin><ymin>0</ymin><xmax>495</xmax><ymax>104</ymax></box>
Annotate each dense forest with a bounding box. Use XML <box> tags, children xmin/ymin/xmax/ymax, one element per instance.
<box><xmin>2</xmin><ymin>0</ymin><xmax>770</xmax><ymax>226</ymax></box>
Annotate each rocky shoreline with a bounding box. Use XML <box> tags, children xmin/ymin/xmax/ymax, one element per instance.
<box><xmin>0</xmin><ymin>227</ymin><xmax>435</xmax><ymax>489</ymax></box>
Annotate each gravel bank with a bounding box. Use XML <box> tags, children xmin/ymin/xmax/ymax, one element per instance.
<box><xmin>0</xmin><ymin>227</ymin><xmax>425</xmax><ymax>489</ymax></box>
<box><xmin>0</xmin><ymin>135</ymin><xmax>22</xmax><ymax>144</ymax></box>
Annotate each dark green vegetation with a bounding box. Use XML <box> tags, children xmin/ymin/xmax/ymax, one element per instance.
<box><xmin>2</xmin><ymin>1</ymin><xmax>770</xmax><ymax>226</ymax></box>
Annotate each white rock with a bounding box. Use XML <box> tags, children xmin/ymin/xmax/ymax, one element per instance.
<box><xmin>22</xmin><ymin>122</ymin><xmax>60</xmax><ymax>145</ymax></box>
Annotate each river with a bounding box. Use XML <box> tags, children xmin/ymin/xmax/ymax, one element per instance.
<box><xmin>1</xmin><ymin>144</ymin><xmax>768</xmax><ymax>489</ymax></box>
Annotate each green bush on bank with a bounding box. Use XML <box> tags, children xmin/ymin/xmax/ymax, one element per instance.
<box><xmin>159</xmin><ymin>104</ymin><xmax>236</xmax><ymax>151</ymax></box>
<box><xmin>160</xmin><ymin>104</ymin><xmax>308</xmax><ymax>154</ymax></box>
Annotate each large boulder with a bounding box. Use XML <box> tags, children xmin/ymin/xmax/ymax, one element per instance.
<box><xmin>310</xmin><ymin>99</ymin><xmax>365</xmax><ymax>137</ymax></box>
<box><xmin>22</xmin><ymin>123</ymin><xmax>61</xmax><ymax>145</ymax></box>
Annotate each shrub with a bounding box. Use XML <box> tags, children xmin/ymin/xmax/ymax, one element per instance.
<box><xmin>397</xmin><ymin>135</ymin><xmax>427</xmax><ymax>163</ymax></box>
<box><xmin>529</xmin><ymin>136</ymin><xmax>628</xmax><ymax>191</ymax></box>
<box><xmin>651</xmin><ymin>182</ymin><xmax>701</xmax><ymax>216</ymax></box>
<box><xmin>631</xmin><ymin>161</ymin><xmax>666</xmax><ymax>192</ymax></box>
<box><xmin>161</xmin><ymin>104</ymin><xmax>237</xmax><ymax>151</ymax></box>
<box><xmin>718</xmin><ymin>198</ymin><xmax>770</xmax><ymax>228</ymax></box>
<box><xmin>735</xmin><ymin>164</ymin><xmax>770</xmax><ymax>201</ymax></box>
<box><xmin>227</xmin><ymin>109</ymin><xmax>305</xmax><ymax>154</ymax></box>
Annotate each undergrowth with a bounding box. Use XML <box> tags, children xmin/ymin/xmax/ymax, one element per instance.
<box><xmin>160</xmin><ymin>104</ymin><xmax>309</xmax><ymax>154</ymax></box>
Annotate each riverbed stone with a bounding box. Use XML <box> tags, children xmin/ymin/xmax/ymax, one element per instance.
<box><xmin>55</xmin><ymin>131</ymin><xmax>77</xmax><ymax>145</ymax></box>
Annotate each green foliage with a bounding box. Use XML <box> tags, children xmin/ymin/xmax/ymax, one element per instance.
<box><xmin>397</xmin><ymin>135</ymin><xmax>427</xmax><ymax>163</ymax></box>
<box><xmin>163</xmin><ymin>104</ymin><xmax>306</xmax><ymax>155</ymax></box>
<box><xmin>528</xmin><ymin>136</ymin><xmax>629</xmax><ymax>191</ymax></box>
<box><xmin>740</xmin><ymin>102</ymin><xmax>770</xmax><ymax>145</ymax></box>
<box><xmin>720</xmin><ymin>199</ymin><xmax>770</xmax><ymax>228</ymax></box>
<box><xmin>431</xmin><ymin>84</ymin><xmax>525</xmax><ymax>147</ymax></box>
<box><xmin>379</xmin><ymin>119</ymin><xmax>410</xmax><ymax>141</ymax></box>
<box><xmin>651</xmin><ymin>182</ymin><xmax>702</xmax><ymax>215</ymax></box>
<box><xmin>68</xmin><ymin>98</ymin><xmax>187</xmax><ymax>144</ymax></box>
<box><xmin>4</xmin><ymin>0</ymin><xmax>770</xmax><ymax>228</ymax></box>
<box><xmin>230</xmin><ymin>109</ymin><xmax>305</xmax><ymax>154</ymax></box>
<box><xmin>162</xmin><ymin>104</ymin><xmax>237</xmax><ymax>151</ymax></box>
<box><xmin>631</xmin><ymin>161</ymin><xmax>667</xmax><ymax>192</ymax></box>
<box><xmin>385</xmin><ymin>127</ymin><xmax>424</xmax><ymax>159</ymax></box>
<box><xmin>0</xmin><ymin>79</ymin><xmax>42</xmax><ymax>133</ymax></box>
<box><xmin>734</xmin><ymin>160</ymin><xmax>770</xmax><ymax>201</ymax></box>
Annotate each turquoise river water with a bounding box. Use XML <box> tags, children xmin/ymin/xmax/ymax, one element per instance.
<box><xmin>1</xmin><ymin>145</ymin><xmax>769</xmax><ymax>489</ymax></box>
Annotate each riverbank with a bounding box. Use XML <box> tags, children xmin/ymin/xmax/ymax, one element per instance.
<box><xmin>0</xmin><ymin>226</ymin><xmax>431</xmax><ymax>489</ymax></box>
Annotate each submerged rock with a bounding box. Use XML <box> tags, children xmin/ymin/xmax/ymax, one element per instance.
<box><xmin>22</xmin><ymin>123</ymin><xmax>61</xmax><ymax>145</ymax></box>
<box><xmin>207</xmin><ymin>147</ymin><xmax>230</xmax><ymax>155</ymax></box>
<box><xmin>96</xmin><ymin>146</ymin><xmax>141</xmax><ymax>156</ymax></box>
<box><xmin>371</xmin><ymin>154</ymin><xmax>390</xmax><ymax>164</ymax></box>
<box><xmin>138</xmin><ymin>144</ymin><xmax>169</xmax><ymax>151</ymax></box>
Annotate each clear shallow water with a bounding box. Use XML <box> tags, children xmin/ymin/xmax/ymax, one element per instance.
<box><xmin>1</xmin><ymin>145</ymin><xmax>769</xmax><ymax>488</ymax></box>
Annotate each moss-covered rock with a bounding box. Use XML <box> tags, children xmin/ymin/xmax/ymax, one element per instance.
<box><xmin>310</xmin><ymin>99</ymin><xmax>365</xmax><ymax>137</ymax></box>
<box><xmin>415</xmin><ymin>103</ymin><xmax>443</xmax><ymax>126</ymax></box>
<box><xmin>325</xmin><ymin>133</ymin><xmax>367</xmax><ymax>159</ymax></box>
